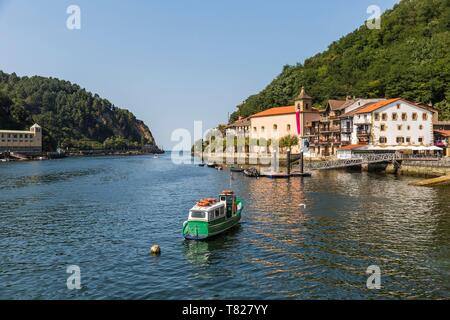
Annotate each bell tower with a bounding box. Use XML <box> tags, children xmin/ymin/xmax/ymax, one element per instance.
<box><xmin>295</xmin><ymin>87</ymin><xmax>312</xmax><ymax>112</ymax></box>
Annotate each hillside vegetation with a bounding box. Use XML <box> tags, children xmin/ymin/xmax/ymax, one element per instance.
<box><xmin>0</xmin><ymin>71</ymin><xmax>157</xmax><ymax>151</ymax></box>
<box><xmin>231</xmin><ymin>0</ymin><xmax>450</xmax><ymax>121</ymax></box>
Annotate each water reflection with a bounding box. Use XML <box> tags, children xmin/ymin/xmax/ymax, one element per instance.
<box><xmin>0</xmin><ymin>157</ymin><xmax>449</xmax><ymax>299</ymax></box>
<box><xmin>183</xmin><ymin>226</ymin><xmax>242</xmax><ymax>266</ymax></box>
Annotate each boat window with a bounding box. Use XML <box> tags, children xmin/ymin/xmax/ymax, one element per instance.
<box><xmin>190</xmin><ymin>211</ymin><xmax>206</xmax><ymax>219</ymax></box>
<box><xmin>215</xmin><ymin>209</ymin><xmax>220</xmax><ymax>218</ymax></box>
<box><xmin>220</xmin><ymin>207</ymin><xmax>225</xmax><ymax>216</ymax></box>
<box><xmin>220</xmin><ymin>196</ymin><xmax>226</xmax><ymax>201</ymax></box>
<box><xmin>209</xmin><ymin>212</ymin><xmax>214</xmax><ymax>221</ymax></box>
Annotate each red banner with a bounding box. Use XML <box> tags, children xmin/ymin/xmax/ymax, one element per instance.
<box><xmin>296</xmin><ymin>110</ymin><xmax>301</xmax><ymax>135</ymax></box>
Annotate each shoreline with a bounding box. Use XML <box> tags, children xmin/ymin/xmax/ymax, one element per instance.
<box><xmin>0</xmin><ymin>149</ymin><xmax>165</xmax><ymax>163</ymax></box>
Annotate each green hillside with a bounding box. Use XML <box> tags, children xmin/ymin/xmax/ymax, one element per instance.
<box><xmin>231</xmin><ymin>0</ymin><xmax>450</xmax><ymax>121</ymax></box>
<box><xmin>0</xmin><ymin>71</ymin><xmax>158</xmax><ymax>151</ymax></box>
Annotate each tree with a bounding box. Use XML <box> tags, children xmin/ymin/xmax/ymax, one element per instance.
<box><xmin>279</xmin><ymin>135</ymin><xmax>299</xmax><ymax>152</ymax></box>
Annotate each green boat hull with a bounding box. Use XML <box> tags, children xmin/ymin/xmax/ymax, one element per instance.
<box><xmin>183</xmin><ymin>200</ymin><xmax>243</xmax><ymax>240</ymax></box>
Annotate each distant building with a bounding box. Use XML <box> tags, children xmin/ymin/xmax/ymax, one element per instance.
<box><xmin>433</xmin><ymin>121</ymin><xmax>450</xmax><ymax>157</ymax></box>
<box><xmin>336</xmin><ymin>99</ymin><xmax>437</xmax><ymax>158</ymax></box>
<box><xmin>310</xmin><ymin>98</ymin><xmax>385</xmax><ymax>156</ymax></box>
<box><xmin>249</xmin><ymin>87</ymin><xmax>320</xmax><ymax>153</ymax></box>
<box><xmin>225</xmin><ymin>116</ymin><xmax>251</xmax><ymax>138</ymax></box>
<box><xmin>0</xmin><ymin>124</ymin><xmax>42</xmax><ymax>154</ymax></box>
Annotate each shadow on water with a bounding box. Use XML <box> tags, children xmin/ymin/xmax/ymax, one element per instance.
<box><xmin>0</xmin><ymin>168</ymin><xmax>105</xmax><ymax>190</ymax></box>
<box><xmin>182</xmin><ymin>226</ymin><xmax>242</xmax><ymax>266</ymax></box>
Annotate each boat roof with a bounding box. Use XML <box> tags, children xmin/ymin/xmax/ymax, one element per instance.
<box><xmin>191</xmin><ymin>201</ymin><xmax>224</xmax><ymax>211</ymax></box>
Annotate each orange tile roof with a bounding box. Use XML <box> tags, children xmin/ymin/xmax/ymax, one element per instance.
<box><xmin>355</xmin><ymin>98</ymin><xmax>401</xmax><ymax>114</ymax></box>
<box><xmin>251</xmin><ymin>106</ymin><xmax>296</xmax><ymax>118</ymax></box>
<box><xmin>338</xmin><ymin>144</ymin><xmax>366</xmax><ymax>151</ymax></box>
<box><xmin>434</xmin><ymin>130</ymin><xmax>450</xmax><ymax>137</ymax></box>
<box><xmin>251</xmin><ymin>105</ymin><xmax>321</xmax><ymax>118</ymax></box>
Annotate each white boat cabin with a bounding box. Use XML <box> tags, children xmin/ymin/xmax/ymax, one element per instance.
<box><xmin>189</xmin><ymin>202</ymin><xmax>226</xmax><ymax>222</ymax></box>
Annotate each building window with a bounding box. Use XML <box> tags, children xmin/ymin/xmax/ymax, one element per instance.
<box><xmin>382</xmin><ymin>113</ymin><xmax>388</xmax><ymax>121</ymax></box>
<box><xmin>402</xmin><ymin>113</ymin><xmax>407</xmax><ymax>121</ymax></box>
<box><xmin>392</xmin><ymin>113</ymin><xmax>398</xmax><ymax>121</ymax></box>
<box><xmin>273</xmin><ymin>124</ymin><xmax>278</xmax><ymax>131</ymax></box>
<box><xmin>406</xmin><ymin>137</ymin><xmax>411</xmax><ymax>144</ymax></box>
<box><xmin>379</xmin><ymin>137</ymin><xmax>387</xmax><ymax>144</ymax></box>
<box><xmin>397</xmin><ymin>125</ymin><xmax>402</xmax><ymax>130</ymax></box>
<box><xmin>422</xmin><ymin>113</ymin><xmax>428</xmax><ymax>121</ymax></box>
<box><xmin>287</xmin><ymin>124</ymin><xmax>291</xmax><ymax>131</ymax></box>
<box><xmin>407</xmin><ymin>125</ymin><xmax>411</xmax><ymax>130</ymax></box>
<box><xmin>380</xmin><ymin>124</ymin><xmax>386</xmax><ymax>131</ymax></box>
<box><xmin>374</xmin><ymin>113</ymin><xmax>380</xmax><ymax>121</ymax></box>
<box><xmin>396</xmin><ymin>137</ymin><xmax>405</xmax><ymax>144</ymax></box>
<box><xmin>419</xmin><ymin>125</ymin><xmax>423</xmax><ymax>130</ymax></box>
<box><xmin>412</xmin><ymin>113</ymin><xmax>418</xmax><ymax>121</ymax></box>
<box><xmin>261</xmin><ymin>126</ymin><xmax>265</xmax><ymax>133</ymax></box>
<box><xmin>253</xmin><ymin>127</ymin><xmax>257</xmax><ymax>132</ymax></box>
<box><xmin>397</xmin><ymin>103</ymin><xmax>401</xmax><ymax>109</ymax></box>
<box><xmin>418</xmin><ymin>137</ymin><xmax>424</xmax><ymax>144</ymax></box>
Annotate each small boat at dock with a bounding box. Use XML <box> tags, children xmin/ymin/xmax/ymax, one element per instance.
<box><xmin>206</xmin><ymin>162</ymin><xmax>216</xmax><ymax>168</ymax></box>
<box><xmin>183</xmin><ymin>190</ymin><xmax>243</xmax><ymax>240</ymax></box>
<box><xmin>243</xmin><ymin>167</ymin><xmax>260</xmax><ymax>178</ymax></box>
<box><xmin>229</xmin><ymin>165</ymin><xmax>244</xmax><ymax>173</ymax></box>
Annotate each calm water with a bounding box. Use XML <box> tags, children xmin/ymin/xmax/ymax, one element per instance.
<box><xmin>0</xmin><ymin>154</ymin><xmax>449</xmax><ymax>299</ymax></box>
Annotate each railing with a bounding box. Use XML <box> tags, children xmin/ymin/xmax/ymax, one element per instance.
<box><xmin>306</xmin><ymin>153</ymin><xmax>443</xmax><ymax>171</ymax></box>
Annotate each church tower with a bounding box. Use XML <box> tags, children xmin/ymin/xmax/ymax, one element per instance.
<box><xmin>294</xmin><ymin>87</ymin><xmax>312</xmax><ymax>112</ymax></box>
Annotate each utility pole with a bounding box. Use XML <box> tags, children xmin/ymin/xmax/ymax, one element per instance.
<box><xmin>287</xmin><ymin>149</ymin><xmax>291</xmax><ymax>176</ymax></box>
<box><xmin>299</xmin><ymin>139</ymin><xmax>304</xmax><ymax>174</ymax></box>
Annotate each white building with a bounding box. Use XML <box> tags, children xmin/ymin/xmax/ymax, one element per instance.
<box><xmin>352</xmin><ymin>98</ymin><xmax>434</xmax><ymax>147</ymax></box>
<box><xmin>337</xmin><ymin>99</ymin><xmax>436</xmax><ymax>158</ymax></box>
<box><xmin>0</xmin><ymin>124</ymin><xmax>42</xmax><ymax>154</ymax></box>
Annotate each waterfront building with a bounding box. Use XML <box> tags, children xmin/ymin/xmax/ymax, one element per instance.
<box><xmin>0</xmin><ymin>124</ymin><xmax>42</xmax><ymax>154</ymax></box>
<box><xmin>249</xmin><ymin>87</ymin><xmax>320</xmax><ymax>153</ymax></box>
<box><xmin>434</xmin><ymin>129</ymin><xmax>450</xmax><ymax>157</ymax></box>
<box><xmin>309</xmin><ymin>98</ymin><xmax>385</xmax><ymax>157</ymax></box>
<box><xmin>351</xmin><ymin>98</ymin><xmax>434</xmax><ymax>147</ymax></box>
<box><xmin>336</xmin><ymin>98</ymin><xmax>437</xmax><ymax>158</ymax></box>
<box><xmin>434</xmin><ymin>121</ymin><xmax>450</xmax><ymax>157</ymax></box>
<box><xmin>225</xmin><ymin>116</ymin><xmax>251</xmax><ymax>138</ymax></box>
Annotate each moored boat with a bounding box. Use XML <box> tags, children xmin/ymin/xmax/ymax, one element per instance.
<box><xmin>229</xmin><ymin>165</ymin><xmax>244</xmax><ymax>173</ymax></box>
<box><xmin>206</xmin><ymin>162</ymin><xmax>216</xmax><ymax>168</ymax></box>
<box><xmin>243</xmin><ymin>167</ymin><xmax>260</xmax><ymax>178</ymax></box>
<box><xmin>183</xmin><ymin>190</ymin><xmax>243</xmax><ymax>240</ymax></box>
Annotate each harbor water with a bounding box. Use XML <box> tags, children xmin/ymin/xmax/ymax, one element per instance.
<box><xmin>0</xmin><ymin>154</ymin><xmax>449</xmax><ymax>299</ymax></box>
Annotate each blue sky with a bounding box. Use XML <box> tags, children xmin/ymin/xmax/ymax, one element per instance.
<box><xmin>0</xmin><ymin>0</ymin><xmax>399</xmax><ymax>148</ymax></box>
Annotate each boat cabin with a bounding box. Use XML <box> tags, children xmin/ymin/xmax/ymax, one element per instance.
<box><xmin>189</xmin><ymin>191</ymin><xmax>237</xmax><ymax>222</ymax></box>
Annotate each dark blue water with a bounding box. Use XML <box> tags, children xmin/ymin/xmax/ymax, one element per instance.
<box><xmin>0</xmin><ymin>154</ymin><xmax>449</xmax><ymax>299</ymax></box>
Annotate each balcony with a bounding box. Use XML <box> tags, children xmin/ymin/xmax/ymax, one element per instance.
<box><xmin>341</xmin><ymin>127</ymin><xmax>352</xmax><ymax>133</ymax></box>
<box><xmin>357</xmin><ymin>130</ymin><xmax>369</xmax><ymax>136</ymax></box>
<box><xmin>321</xmin><ymin>126</ymin><xmax>341</xmax><ymax>133</ymax></box>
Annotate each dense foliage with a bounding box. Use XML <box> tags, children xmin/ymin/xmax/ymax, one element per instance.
<box><xmin>0</xmin><ymin>71</ymin><xmax>156</xmax><ymax>151</ymax></box>
<box><xmin>231</xmin><ymin>0</ymin><xmax>450</xmax><ymax>121</ymax></box>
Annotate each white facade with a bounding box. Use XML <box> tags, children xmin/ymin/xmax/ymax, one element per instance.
<box><xmin>351</xmin><ymin>100</ymin><xmax>434</xmax><ymax>147</ymax></box>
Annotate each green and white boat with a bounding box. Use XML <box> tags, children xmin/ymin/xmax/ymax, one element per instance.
<box><xmin>183</xmin><ymin>190</ymin><xmax>243</xmax><ymax>240</ymax></box>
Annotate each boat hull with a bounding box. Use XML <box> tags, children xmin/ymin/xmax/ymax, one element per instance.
<box><xmin>183</xmin><ymin>201</ymin><xmax>243</xmax><ymax>240</ymax></box>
